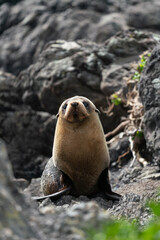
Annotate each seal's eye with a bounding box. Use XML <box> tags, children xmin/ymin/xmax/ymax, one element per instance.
<box><xmin>63</xmin><ymin>103</ymin><xmax>67</xmax><ymax>110</ymax></box>
<box><xmin>83</xmin><ymin>101</ymin><xmax>89</xmax><ymax>108</ymax></box>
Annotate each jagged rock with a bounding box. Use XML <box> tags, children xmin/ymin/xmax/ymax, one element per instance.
<box><xmin>0</xmin><ymin>71</ymin><xmax>21</xmax><ymax>111</ymax></box>
<box><xmin>0</xmin><ymin>0</ymin><xmax>22</xmax><ymax>5</ymax></box>
<box><xmin>0</xmin><ymin>139</ymin><xmax>114</xmax><ymax>240</ymax></box>
<box><xmin>101</xmin><ymin>64</ymin><xmax>132</xmax><ymax>96</ymax></box>
<box><xmin>0</xmin><ymin>0</ymin><xmax>126</xmax><ymax>75</ymax></box>
<box><xmin>0</xmin><ymin>71</ymin><xmax>56</xmax><ymax>179</ymax></box>
<box><xmin>127</xmin><ymin>0</ymin><xmax>160</xmax><ymax>30</ymax></box>
<box><xmin>16</xmin><ymin>40</ymin><xmax>113</xmax><ymax>113</ymax></box>
<box><xmin>0</xmin><ymin>109</ymin><xmax>56</xmax><ymax>179</ymax></box>
<box><xmin>16</xmin><ymin>39</ymin><xmax>130</xmax><ymax>133</ymax></box>
<box><xmin>109</xmin><ymin>136</ymin><xmax>131</xmax><ymax>167</ymax></box>
<box><xmin>139</xmin><ymin>45</ymin><xmax>160</xmax><ymax>164</ymax></box>
<box><xmin>105</xmin><ymin>29</ymin><xmax>156</xmax><ymax>58</ymax></box>
<box><xmin>109</xmin><ymin>193</ymin><xmax>151</xmax><ymax>225</ymax></box>
<box><xmin>0</xmin><ymin>139</ymin><xmax>41</xmax><ymax>240</ymax></box>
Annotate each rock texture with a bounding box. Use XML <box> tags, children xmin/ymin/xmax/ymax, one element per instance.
<box><xmin>0</xmin><ymin>0</ymin><xmax>126</xmax><ymax>75</ymax></box>
<box><xmin>0</xmin><ymin>28</ymin><xmax>158</xmax><ymax>179</ymax></box>
<box><xmin>16</xmin><ymin>40</ymin><xmax>111</xmax><ymax>113</ymax></box>
<box><xmin>0</xmin><ymin>71</ymin><xmax>57</xmax><ymax>179</ymax></box>
<box><xmin>127</xmin><ymin>0</ymin><xmax>160</xmax><ymax>30</ymax></box>
<box><xmin>0</xmin><ymin>139</ymin><xmax>112</xmax><ymax>240</ymax></box>
<box><xmin>139</xmin><ymin>45</ymin><xmax>160</xmax><ymax>164</ymax></box>
<box><xmin>105</xmin><ymin>29</ymin><xmax>156</xmax><ymax>58</ymax></box>
<box><xmin>0</xmin><ymin>139</ymin><xmax>40</xmax><ymax>240</ymax></box>
<box><xmin>0</xmin><ymin>0</ymin><xmax>160</xmax><ymax>239</ymax></box>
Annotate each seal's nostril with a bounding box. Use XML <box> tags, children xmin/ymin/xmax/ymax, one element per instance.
<box><xmin>71</xmin><ymin>102</ymin><xmax>78</xmax><ymax>108</ymax></box>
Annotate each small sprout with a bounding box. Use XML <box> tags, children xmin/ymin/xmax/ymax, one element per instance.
<box><xmin>137</xmin><ymin>55</ymin><xmax>147</xmax><ymax>73</ymax></box>
<box><xmin>135</xmin><ymin>130</ymin><xmax>144</xmax><ymax>138</ymax></box>
<box><xmin>132</xmin><ymin>71</ymin><xmax>141</xmax><ymax>81</ymax></box>
<box><xmin>132</xmin><ymin>130</ymin><xmax>144</xmax><ymax>140</ymax></box>
<box><xmin>111</xmin><ymin>94</ymin><xmax>122</xmax><ymax>106</ymax></box>
<box><xmin>132</xmin><ymin>52</ymin><xmax>151</xmax><ymax>81</ymax></box>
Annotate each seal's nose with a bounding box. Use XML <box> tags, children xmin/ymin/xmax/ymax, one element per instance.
<box><xmin>71</xmin><ymin>102</ymin><xmax>78</xmax><ymax>108</ymax></box>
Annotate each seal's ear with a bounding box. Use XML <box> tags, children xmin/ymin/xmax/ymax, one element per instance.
<box><xmin>95</xmin><ymin>108</ymin><xmax>100</xmax><ymax>114</ymax></box>
<box><xmin>56</xmin><ymin>113</ymin><xmax>59</xmax><ymax>118</ymax></box>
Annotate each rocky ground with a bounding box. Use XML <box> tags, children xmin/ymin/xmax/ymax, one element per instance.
<box><xmin>0</xmin><ymin>0</ymin><xmax>160</xmax><ymax>239</ymax></box>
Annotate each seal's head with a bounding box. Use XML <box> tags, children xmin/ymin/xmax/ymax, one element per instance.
<box><xmin>57</xmin><ymin>96</ymin><xmax>100</xmax><ymax>123</ymax></box>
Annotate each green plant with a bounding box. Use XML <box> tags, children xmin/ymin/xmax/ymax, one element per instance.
<box><xmin>86</xmin><ymin>195</ymin><xmax>160</xmax><ymax>240</ymax></box>
<box><xmin>132</xmin><ymin>71</ymin><xmax>141</xmax><ymax>81</ymax></box>
<box><xmin>132</xmin><ymin>52</ymin><xmax>151</xmax><ymax>81</ymax></box>
<box><xmin>135</xmin><ymin>130</ymin><xmax>144</xmax><ymax>138</ymax></box>
<box><xmin>111</xmin><ymin>94</ymin><xmax>122</xmax><ymax>106</ymax></box>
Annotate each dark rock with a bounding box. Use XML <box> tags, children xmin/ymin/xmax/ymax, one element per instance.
<box><xmin>127</xmin><ymin>1</ymin><xmax>160</xmax><ymax>30</ymax></box>
<box><xmin>101</xmin><ymin>64</ymin><xmax>131</xmax><ymax>96</ymax></box>
<box><xmin>0</xmin><ymin>109</ymin><xmax>56</xmax><ymax>179</ymax></box>
<box><xmin>139</xmin><ymin>45</ymin><xmax>160</xmax><ymax>164</ymax></box>
<box><xmin>25</xmin><ymin>178</ymin><xmax>42</xmax><ymax>196</ymax></box>
<box><xmin>0</xmin><ymin>0</ymin><xmax>126</xmax><ymax>75</ymax></box>
<box><xmin>55</xmin><ymin>11</ymin><xmax>125</xmax><ymax>43</ymax></box>
<box><xmin>109</xmin><ymin>193</ymin><xmax>151</xmax><ymax>225</ymax></box>
<box><xmin>106</xmin><ymin>29</ymin><xmax>156</xmax><ymax>58</ymax></box>
<box><xmin>13</xmin><ymin>178</ymin><xmax>30</xmax><ymax>190</ymax></box>
<box><xmin>0</xmin><ymin>139</ymin><xmax>42</xmax><ymax>240</ymax></box>
<box><xmin>0</xmin><ymin>71</ymin><xmax>21</xmax><ymax>111</ymax></box>
<box><xmin>0</xmin><ymin>0</ymin><xmax>22</xmax><ymax>5</ymax></box>
<box><xmin>16</xmin><ymin>40</ymin><xmax>111</xmax><ymax>114</ymax></box>
<box><xmin>109</xmin><ymin>136</ymin><xmax>131</xmax><ymax>167</ymax></box>
<box><xmin>0</xmin><ymin>71</ymin><xmax>56</xmax><ymax>179</ymax></box>
<box><xmin>0</xmin><ymin>3</ymin><xmax>10</xmax><ymax>33</ymax></box>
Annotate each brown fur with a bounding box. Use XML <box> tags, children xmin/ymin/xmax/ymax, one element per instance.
<box><xmin>52</xmin><ymin>96</ymin><xmax>110</xmax><ymax>196</ymax></box>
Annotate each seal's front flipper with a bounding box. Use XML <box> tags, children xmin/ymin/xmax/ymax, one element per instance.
<box><xmin>98</xmin><ymin>168</ymin><xmax>121</xmax><ymax>201</ymax></box>
<box><xmin>32</xmin><ymin>157</ymin><xmax>72</xmax><ymax>201</ymax></box>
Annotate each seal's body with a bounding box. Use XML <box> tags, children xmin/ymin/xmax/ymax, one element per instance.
<box><xmin>53</xmin><ymin>96</ymin><xmax>109</xmax><ymax>195</ymax></box>
<box><xmin>38</xmin><ymin>96</ymin><xmax>121</xmax><ymax>201</ymax></box>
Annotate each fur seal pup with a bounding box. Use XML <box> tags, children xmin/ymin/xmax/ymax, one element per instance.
<box><xmin>33</xmin><ymin>96</ymin><xmax>121</xmax><ymax>201</ymax></box>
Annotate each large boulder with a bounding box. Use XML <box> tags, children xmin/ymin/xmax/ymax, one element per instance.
<box><xmin>139</xmin><ymin>45</ymin><xmax>160</xmax><ymax>164</ymax></box>
<box><xmin>105</xmin><ymin>29</ymin><xmax>156</xmax><ymax>58</ymax></box>
<box><xmin>127</xmin><ymin>0</ymin><xmax>160</xmax><ymax>30</ymax></box>
<box><xmin>0</xmin><ymin>139</ymin><xmax>42</xmax><ymax>240</ymax></box>
<box><xmin>0</xmin><ymin>72</ymin><xmax>56</xmax><ymax>179</ymax></box>
<box><xmin>16</xmin><ymin>40</ymin><xmax>113</xmax><ymax>113</ymax></box>
<box><xmin>1</xmin><ymin>109</ymin><xmax>56</xmax><ymax>179</ymax></box>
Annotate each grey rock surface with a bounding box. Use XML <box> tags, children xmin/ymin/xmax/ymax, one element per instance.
<box><xmin>127</xmin><ymin>0</ymin><xmax>160</xmax><ymax>30</ymax></box>
<box><xmin>139</xmin><ymin>44</ymin><xmax>160</xmax><ymax>164</ymax></box>
<box><xmin>16</xmin><ymin>40</ymin><xmax>112</xmax><ymax>113</ymax></box>
<box><xmin>101</xmin><ymin>64</ymin><xmax>131</xmax><ymax>96</ymax></box>
<box><xmin>0</xmin><ymin>0</ymin><xmax>159</xmax><ymax>75</ymax></box>
<box><xmin>0</xmin><ymin>0</ymin><xmax>126</xmax><ymax>75</ymax></box>
<box><xmin>0</xmin><ymin>139</ymin><xmax>40</xmax><ymax>240</ymax></box>
<box><xmin>0</xmin><ymin>71</ymin><xmax>57</xmax><ymax>179</ymax></box>
<box><xmin>0</xmin><ymin>108</ymin><xmax>56</xmax><ymax>179</ymax></box>
<box><xmin>0</xmin><ymin>1</ymin><xmax>160</xmax><ymax>238</ymax></box>
<box><xmin>106</xmin><ymin>29</ymin><xmax>156</xmax><ymax>58</ymax></box>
